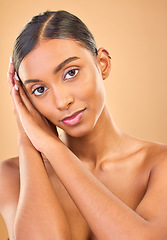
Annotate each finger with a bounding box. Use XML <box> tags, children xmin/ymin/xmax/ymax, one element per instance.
<box><xmin>7</xmin><ymin>57</ymin><xmax>20</xmax><ymax>112</ymax></box>
<box><xmin>13</xmin><ymin>83</ymin><xmax>40</xmax><ymax>120</ymax></box>
<box><xmin>14</xmin><ymin>72</ymin><xmax>20</xmax><ymax>82</ymax></box>
<box><xmin>12</xmin><ymin>84</ymin><xmax>29</xmax><ymax>118</ymax></box>
<box><xmin>7</xmin><ymin>61</ymin><xmax>40</xmax><ymax>117</ymax></box>
<box><xmin>7</xmin><ymin>57</ymin><xmax>17</xmax><ymax>94</ymax></box>
<box><xmin>8</xmin><ymin>57</ymin><xmax>15</xmax><ymax>77</ymax></box>
<box><xmin>7</xmin><ymin>72</ymin><xmax>15</xmax><ymax>95</ymax></box>
<box><xmin>8</xmin><ymin>56</ymin><xmax>15</xmax><ymax>74</ymax></box>
<box><xmin>11</xmin><ymin>85</ymin><xmax>31</xmax><ymax>136</ymax></box>
<box><xmin>17</xmin><ymin>83</ymin><xmax>37</xmax><ymax>114</ymax></box>
<box><xmin>16</xmin><ymin>81</ymin><xmax>45</xmax><ymax>119</ymax></box>
<box><xmin>7</xmin><ymin>61</ymin><xmax>28</xmax><ymax>133</ymax></box>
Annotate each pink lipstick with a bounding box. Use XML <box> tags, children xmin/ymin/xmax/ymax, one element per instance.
<box><xmin>62</xmin><ymin>109</ymin><xmax>86</xmax><ymax>126</ymax></box>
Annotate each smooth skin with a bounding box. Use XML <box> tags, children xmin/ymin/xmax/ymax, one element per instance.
<box><xmin>1</xmin><ymin>39</ymin><xmax>167</xmax><ymax>240</ymax></box>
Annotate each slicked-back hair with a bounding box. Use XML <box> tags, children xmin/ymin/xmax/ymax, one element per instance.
<box><xmin>13</xmin><ymin>10</ymin><xmax>98</xmax><ymax>74</ymax></box>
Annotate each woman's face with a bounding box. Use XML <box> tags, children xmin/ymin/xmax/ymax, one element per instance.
<box><xmin>18</xmin><ymin>39</ymin><xmax>107</xmax><ymax>137</ymax></box>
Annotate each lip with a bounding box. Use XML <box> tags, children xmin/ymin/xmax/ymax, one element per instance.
<box><xmin>61</xmin><ymin>108</ymin><xmax>86</xmax><ymax>126</ymax></box>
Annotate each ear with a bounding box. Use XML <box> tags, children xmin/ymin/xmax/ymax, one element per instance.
<box><xmin>96</xmin><ymin>48</ymin><xmax>111</xmax><ymax>80</ymax></box>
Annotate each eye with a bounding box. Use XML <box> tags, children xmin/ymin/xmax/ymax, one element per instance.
<box><xmin>32</xmin><ymin>86</ymin><xmax>48</xmax><ymax>96</ymax></box>
<box><xmin>64</xmin><ymin>69</ymin><xmax>79</xmax><ymax>80</ymax></box>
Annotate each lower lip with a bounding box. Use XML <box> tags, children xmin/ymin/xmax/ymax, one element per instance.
<box><xmin>62</xmin><ymin>109</ymin><xmax>86</xmax><ymax>126</ymax></box>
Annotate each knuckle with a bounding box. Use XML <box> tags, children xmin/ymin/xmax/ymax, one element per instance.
<box><xmin>18</xmin><ymin>101</ymin><xmax>24</xmax><ymax>107</ymax></box>
<box><xmin>20</xmin><ymin>89</ymin><xmax>26</xmax><ymax>98</ymax></box>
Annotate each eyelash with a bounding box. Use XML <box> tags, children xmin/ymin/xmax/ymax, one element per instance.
<box><xmin>31</xmin><ymin>68</ymin><xmax>79</xmax><ymax>96</ymax></box>
<box><xmin>64</xmin><ymin>68</ymin><xmax>79</xmax><ymax>80</ymax></box>
<box><xmin>32</xmin><ymin>86</ymin><xmax>48</xmax><ymax>96</ymax></box>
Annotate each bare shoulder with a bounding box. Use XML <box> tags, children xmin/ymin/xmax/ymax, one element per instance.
<box><xmin>0</xmin><ymin>157</ymin><xmax>20</xmax><ymax>237</ymax></box>
<box><xmin>143</xmin><ymin>140</ymin><xmax>167</xmax><ymax>166</ymax></box>
<box><xmin>144</xmin><ymin>140</ymin><xmax>167</xmax><ymax>186</ymax></box>
<box><xmin>127</xmin><ymin>133</ymin><xmax>167</xmax><ymax>166</ymax></box>
<box><xmin>0</xmin><ymin>157</ymin><xmax>20</xmax><ymax>213</ymax></box>
<box><xmin>0</xmin><ymin>156</ymin><xmax>19</xmax><ymax>173</ymax></box>
<box><xmin>135</xmin><ymin>138</ymin><xmax>167</xmax><ymax>178</ymax></box>
<box><xmin>135</xmin><ymin>141</ymin><xmax>167</xmax><ymax>230</ymax></box>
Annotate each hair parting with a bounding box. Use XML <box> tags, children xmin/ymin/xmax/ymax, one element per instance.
<box><xmin>13</xmin><ymin>10</ymin><xmax>98</xmax><ymax>75</ymax></box>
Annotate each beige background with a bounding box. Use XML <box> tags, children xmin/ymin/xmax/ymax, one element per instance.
<box><xmin>0</xmin><ymin>0</ymin><xmax>167</xmax><ymax>239</ymax></box>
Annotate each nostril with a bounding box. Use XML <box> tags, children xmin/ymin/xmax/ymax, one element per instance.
<box><xmin>56</xmin><ymin>96</ymin><xmax>74</xmax><ymax>111</ymax></box>
<box><xmin>66</xmin><ymin>101</ymin><xmax>72</xmax><ymax>110</ymax></box>
<box><xmin>53</xmin><ymin>85</ymin><xmax>74</xmax><ymax>111</ymax></box>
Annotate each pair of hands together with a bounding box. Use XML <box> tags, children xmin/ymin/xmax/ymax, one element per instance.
<box><xmin>7</xmin><ymin>57</ymin><xmax>59</xmax><ymax>153</ymax></box>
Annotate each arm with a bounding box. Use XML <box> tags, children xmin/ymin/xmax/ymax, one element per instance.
<box><xmin>43</xmin><ymin>139</ymin><xmax>167</xmax><ymax>240</ymax></box>
<box><xmin>0</xmin><ymin>157</ymin><xmax>20</xmax><ymax>240</ymax></box>
<box><xmin>8</xmin><ymin>60</ymin><xmax>71</xmax><ymax>240</ymax></box>
<box><xmin>12</xmin><ymin>68</ymin><xmax>167</xmax><ymax>240</ymax></box>
<box><xmin>14</xmin><ymin>137</ymin><xmax>71</xmax><ymax>240</ymax></box>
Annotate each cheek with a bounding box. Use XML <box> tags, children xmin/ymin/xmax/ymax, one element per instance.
<box><xmin>76</xmin><ymin>69</ymin><xmax>103</xmax><ymax>99</ymax></box>
<box><xmin>81</xmin><ymin>71</ymin><xmax>106</xmax><ymax>109</ymax></box>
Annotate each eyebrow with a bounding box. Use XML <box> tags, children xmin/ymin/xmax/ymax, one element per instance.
<box><xmin>54</xmin><ymin>56</ymin><xmax>80</xmax><ymax>74</ymax></box>
<box><xmin>24</xmin><ymin>56</ymin><xmax>80</xmax><ymax>85</ymax></box>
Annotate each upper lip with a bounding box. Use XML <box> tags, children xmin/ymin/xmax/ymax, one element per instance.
<box><xmin>61</xmin><ymin>108</ymin><xmax>86</xmax><ymax>122</ymax></box>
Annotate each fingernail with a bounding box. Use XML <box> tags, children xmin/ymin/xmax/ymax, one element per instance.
<box><xmin>10</xmin><ymin>56</ymin><xmax>13</xmax><ymax>63</ymax></box>
<box><xmin>14</xmin><ymin>72</ymin><xmax>20</xmax><ymax>81</ymax></box>
<box><xmin>15</xmin><ymin>84</ymin><xmax>18</xmax><ymax>90</ymax></box>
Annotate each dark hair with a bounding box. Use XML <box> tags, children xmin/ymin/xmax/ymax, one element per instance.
<box><xmin>13</xmin><ymin>10</ymin><xmax>98</xmax><ymax>74</ymax></box>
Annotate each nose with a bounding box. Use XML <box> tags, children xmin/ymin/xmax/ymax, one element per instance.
<box><xmin>53</xmin><ymin>85</ymin><xmax>74</xmax><ymax>111</ymax></box>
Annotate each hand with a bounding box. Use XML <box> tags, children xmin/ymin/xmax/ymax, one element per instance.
<box><xmin>7</xmin><ymin>57</ymin><xmax>27</xmax><ymax>138</ymax></box>
<box><xmin>8</xmin><ymin>57</ymin><xmax>58</xmax><ymax>152</ymax></box>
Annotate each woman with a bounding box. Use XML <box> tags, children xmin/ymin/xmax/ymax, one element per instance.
<box><xmin>1</xmin><ymin>10</ymin><xmax>167</xmax><ymax>240</ymax></box>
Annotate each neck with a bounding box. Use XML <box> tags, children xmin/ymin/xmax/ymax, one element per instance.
<box><xmin>61</xmin><ymin>105</ymin><xmax>124</xmax><ymax>166</ymax></box>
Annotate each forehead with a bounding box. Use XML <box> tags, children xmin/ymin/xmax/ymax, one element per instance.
<box><xmin>18</xmin><ymin>39</ymin><xmax>95</xmax><ymax>80</ymax></box>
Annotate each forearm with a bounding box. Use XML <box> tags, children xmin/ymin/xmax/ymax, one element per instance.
<box><xmin>14</xmin><ymin>138</ymin><xmax>71</xmax><ymax>240</ymax></box>
<box><xmin>9</xmin><ymin>70</ymin><xmax>157</xmax><ymax>239</ymax></box>
<box><xmin>43</xmin><ymin>137</ymin><xmax>156</xmax><ymax>240</ymax></box>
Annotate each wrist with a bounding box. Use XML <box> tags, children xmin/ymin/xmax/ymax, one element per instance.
<box><xmin>42</xmin><ymin>135</ymin><xmax>61</xmax><ymax>157</ymax></box>
<box><xmin>18</xmin><ymin>132</ymin><xmax>32</xmax><ymax>147</ymax></box>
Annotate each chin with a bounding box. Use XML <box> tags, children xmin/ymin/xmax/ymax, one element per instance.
<box><xmin>62</xmin><ymin>122</ymin><xmax>96</xmax><ymax>138</ymax></box>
